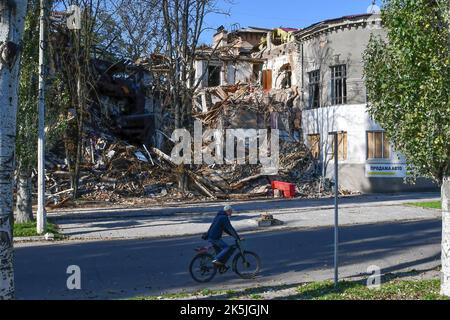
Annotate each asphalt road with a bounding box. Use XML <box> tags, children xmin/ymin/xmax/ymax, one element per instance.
<box><xmin>51</xmin><ymin>193</ymin><xmax>441</xmax><ymax>241</ymax></box>
<box><xmin>14</xmin><ymin>218</ymin><xmax>441</xmax><ymax>300</ymax></box>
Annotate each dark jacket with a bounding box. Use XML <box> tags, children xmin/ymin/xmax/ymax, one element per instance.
<box><xmin>207</xmin><ymin>211</ymin><xmax>240</xmax><ymax>241</ymax></box>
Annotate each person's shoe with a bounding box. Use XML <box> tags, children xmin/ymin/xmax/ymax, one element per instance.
<box><xmin>212</xmin><ymin>260</ymin><xmax>225</xmax><ymax>267</ymax></box>
<box><xmin>219</xmin><ymin>265</ymin><xmax>230</xmax><ymax>274</ymax></box>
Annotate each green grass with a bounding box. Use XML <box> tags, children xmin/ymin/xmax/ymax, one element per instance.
<box><xmin>199</xmin><ymin>289</ymin><xmax>215</xmax><ymax>296</ymax></box>
<box><xmin>293</xmin><ymin>279</ymin><xmax>448</xmax><ymax>300</ymax></box>
<box><xmin>225</xmin><ymin>290</ymin><xmax>237</xmax><ymax>295</ymax></box>
<box><xmin>132</xmin><ymin>291</ymin><xmax>193</xmax><ymax>300</ymax></box>
<box><xmin>133</xmin><ymin>289</ymin><xmax>229</xmax><ymax>301</ymax></box>
<box><xmin>406</xmin><ymin>201</ymin><xmax>441</xmax><ymax>210</ymax></box>
<box><xmin>14</xmin><ymin>221</ymin><xmax>60</xmax><ymax>237</ymax></box>
<box><xmin>132</xmin><ymin>278</ymin><xmax>449</xmax><ymax>300</ymax></box>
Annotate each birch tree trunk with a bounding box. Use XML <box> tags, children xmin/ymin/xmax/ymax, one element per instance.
<box><xmin>14</xmin><ymin>166</ymin><xmax>33</xmax><ymax>224</ymax></box>
<box><xmin>0</xmin><ymin>0</ymin><xmax>28</xmax><ymax>300</ymax></box>
<box><xmin>441</xmin><ymin>176</ymin><xmax>450</xmax><ymax>296</ymax></box>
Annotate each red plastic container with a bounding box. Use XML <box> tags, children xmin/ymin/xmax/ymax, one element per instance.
<box><xmin>272</xmin><ymin>181</ymin><xmax>296</xmax><ymax>198</ymax></box>
<box><xmin>283</xmin><ymin>190</ymin><xmax>295</xmax><ymax>198</ymax></box>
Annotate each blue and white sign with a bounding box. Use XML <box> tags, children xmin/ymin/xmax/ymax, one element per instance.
<box><xmin>365</xmin><ymin>164</ymin><xmax>408</xmax><ymax>178</ymax></box>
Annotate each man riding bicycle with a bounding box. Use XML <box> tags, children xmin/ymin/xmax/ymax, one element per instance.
<box><xmin>205</xmin><ymin>205</ymin><xmax>242</xmax><ymax>268</ymax></box>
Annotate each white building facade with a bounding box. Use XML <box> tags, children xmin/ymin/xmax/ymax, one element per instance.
<box><xmin>298</xmin><ymin>14</ymin><xmax>436</xmax><ymax>192</ymax></box>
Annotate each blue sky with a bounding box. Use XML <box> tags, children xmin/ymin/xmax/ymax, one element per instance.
<box><xmin>200</xmin><ymin>0</ymin><xmax>381</xmax><ymax>44</ymax></box>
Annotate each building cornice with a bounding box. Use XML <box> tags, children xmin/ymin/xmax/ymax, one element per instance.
<box><xmin>295</xmin><ymin>14</ymin><xmax>382</xmax><ymax>42</ymax></box>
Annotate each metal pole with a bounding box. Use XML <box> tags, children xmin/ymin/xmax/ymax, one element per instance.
<box><xmin>334</xmin><ymin>133</ymin><xmax>339</xmax><ymax>287</ymax></box>
<box><xmin>37</xmin><ymin>0</ymin><xmax>47</xmax><ymax>235</ymax></box>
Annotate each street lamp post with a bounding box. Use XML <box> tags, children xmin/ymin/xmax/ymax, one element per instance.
<box><xmin>36</xmin><ymin>3</ymin><xmax>81</xmax><ymax>235</ymax></box>
<box><xmin>331</xmin><ymin>132</ymin><xmax>341</xmax><ymax>287</ymax></box>
<box><xmin>37</xmin><ymin>0</ymin><xmax>47</xmax><ymax>235</ymax></box>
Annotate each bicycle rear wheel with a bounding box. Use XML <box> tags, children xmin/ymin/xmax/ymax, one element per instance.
<box><xmin>232</xmin><ymin>251</ymin><xmax>261</xmax><ymax>279</ymax></box>
<box><xmin>189</xmin><ymin>253</ymin><xmax>217</xmax><ymax>283</ymax></box>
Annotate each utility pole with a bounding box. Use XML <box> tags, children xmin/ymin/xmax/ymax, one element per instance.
<box><xmin>37</xmin><ymin>0</ymin><xmax>47</xmax><ymax>235</ymax></box>
<box><xmin>331</xmin><ymin>132</ymin><xmax>341</xmax><ymax>288</ymax></box>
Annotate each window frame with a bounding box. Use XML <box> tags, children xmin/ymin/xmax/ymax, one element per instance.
<box><xmin>330</xmin><ymin>64</ymin><xmax>347</xmax><ymax>105</ymax></box>
<box><xmin>308</xmin><ymin>69</ymin><xmax>321</xmax><ymax>109</ymax></box>
<box><xmin>366</xmin><ymin>131</ymin><xmax>391</xmax><ymax>160</ymax></box>
<box><xmin>207</xmin><ymin>65</ymin><xmax>221</xmax><ymax>87</ymax></box>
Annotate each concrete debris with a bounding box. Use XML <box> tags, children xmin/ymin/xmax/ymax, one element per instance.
<box><xmin>47</xmin><ymin>87</ymin><xmax>355</xmax><ymax>208</ymax></box>
<box><xmin>257</xmin><ymin>213</ymin><xmax>284</xmax><ymax>227</ymax></box>
<box><xmin>33</xmin><ymin>19</ymin><xmax>367</xmax><ymax>212</ymax></box>
<box><xmin>44</xmin><ymin>79</ymin><xmax>354</xmax><ymax>207</ymax></box>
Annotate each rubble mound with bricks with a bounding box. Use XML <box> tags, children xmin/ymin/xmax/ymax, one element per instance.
<box><xmin>44</xmin><ymin>84</ymin><xmax>356</xmax><ymax>209</ymax></box>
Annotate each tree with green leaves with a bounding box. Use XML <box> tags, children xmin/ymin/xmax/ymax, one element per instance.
<box><xmin>363</xmin><ymin>0</ymin><xmax>450</xmax><ymax>295</ymax></box>
<box><xmin>15</xmin><ymin>0</ymin><xmax>41</xmax><ymax>224</ymax></box>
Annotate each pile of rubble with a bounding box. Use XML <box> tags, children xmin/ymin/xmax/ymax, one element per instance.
<box><xmin>44</xmin><ymin>83</ymin><xmax>355</xmax><ymax>208</ymax></box>
<box><xmin>193</xmin><ymin>83</ymin><xmax>300</xmax><ymax>127</ymax></box>
<box><xmin>45</xmin><ymin>113</ymin><xmax>173</xmax><ymax>208</ymax></box>
<box><xmin>143</xmin><ymin>84</ymin><xmax>345</xmax><ymax>201</ymax></box>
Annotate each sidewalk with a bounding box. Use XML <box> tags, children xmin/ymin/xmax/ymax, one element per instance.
<box><xmin>49</xmin><ymin>192</ymin><xmax>440</xmax><ymax>219</ymax></box>
<box><xmin>48</xmin><ymin>193</ymin><xmax>441</xmax><ymax>241</ymax></box>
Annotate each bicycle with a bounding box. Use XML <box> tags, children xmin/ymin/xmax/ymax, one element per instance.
<box><xmin>189</xmin><ymin>239</ymin><xmax>261</xmax><ymax>283</ymax></box>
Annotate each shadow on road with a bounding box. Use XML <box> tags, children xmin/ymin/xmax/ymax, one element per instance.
<box><xmin>15</xmin><ymin>219</ymin><xmax>441</xmax><ymax>300</ymax></box>
<box><xmin>56</xmin><ymin>214</ymin><xmax>255</xmax><ymax>237</ymax></box>
<box><xmin>50</xmin><ymin>192</ymin><xmax>440</xmax><ymax>222</ymax></box>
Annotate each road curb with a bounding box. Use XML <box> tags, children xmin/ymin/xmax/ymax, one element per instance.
<box><xmin>14</xmin><ymin>234</ymin><xmax>56</xmax><ymax>243</ymax></box>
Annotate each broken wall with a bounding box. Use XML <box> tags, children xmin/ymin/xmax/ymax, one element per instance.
<box><xmin>195</xmin><ymin>58</ymin><xmax>259</xmax><ymax>89</ymax></box>
<box><xmin>234</xmin><ymin>60</ymin><xmax>254</xmax><ymax>84</ymax></box>
<box><xmin>194</xmin><ymin>59</ymin><xmax>208</xmax><ymax>88</ymax></box>
<box><xmin>262</xmin><ymin>42</ymin><xmax>301</xmax><ymax>90</ymax></box>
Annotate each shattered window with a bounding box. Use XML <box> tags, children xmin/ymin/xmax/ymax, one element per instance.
<box><xmin>252</xmin><ymin>64</ymin><xmax>262</xmax><ymax>83</ymax></box>
<box><xmin>208</xmin><ymin>65</ymin><xmax>221</xmax><ymax>87</ymax></box>
<box><xmin>280</xmin><ymin>64</ymin><xmax>292</xmax><ymax>89</ymax></box>
<box><xmin>308</xmin><ymin>70</ymin><xmax>320</xmax><ymax>109</ymax></box>
<box><xmin>330</xmin><ymin>65</ymin><xmax>347</xmax><ymax>105</ymax></box>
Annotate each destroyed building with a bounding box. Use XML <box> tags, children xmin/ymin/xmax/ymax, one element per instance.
<box><xmin>253</xmin><ymin>27</ymin><xmax>301</xmax><ymax>91</ymax></box>
<box><xmin>43</xmin><ymin>16</ymin><xmax>173</xmax><ymax>207</ymax></box>
<box><xmin>194</xmin><ymin>26</ymin><xmax>300</xmax><ymax>91</ymax></box>
<box><xmin>194</xmin><ymin>26</ymin><xmax>270</xmax><ymax>89</ymax></box>
<box><xmin>190</xmin><ymin>26</ymin><xmax>324</xmax><ymax>200</ymax></box>
<box><xmin>193</xmin><ymin>25</ymin><xmax>303</xmax><ymax>139</ymax></box>
<box><xmin>42</xmin><ymin>10</ymin><xmax>326</xmax><ymax>209</ymax></box>
<box><xmin>42</xmin><ymin>11</ymin><xmax>437</xmax><ymax>208</ymax></box>
<box><xmin>92</xmin><ymin>58</ymin><xmax>164</xmax><ymax>147</ymax></box>
<box><xmin>194</xmin><ymin>13</ymin><xmax>438</xmax><ymax>194</ymax></box>
<box><xmin>49</xmin><ymin>11</ymin><xmax>165</xmax><ymax>147</ymax></box>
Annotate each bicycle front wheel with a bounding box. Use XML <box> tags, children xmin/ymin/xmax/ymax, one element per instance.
<box><xmin>232</xmin><ymin>251</ymin><xmax>261</xmax><ymax>279</ymax></box>
<box><xmin>189</xmin><ymin>253</ymin><xmax>217</xmax><ymax>283</ymax></box>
